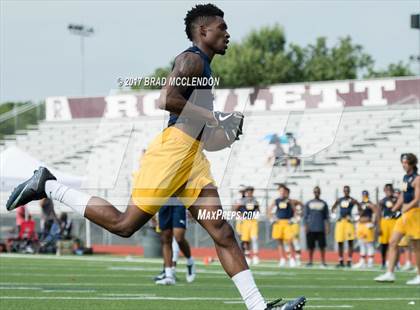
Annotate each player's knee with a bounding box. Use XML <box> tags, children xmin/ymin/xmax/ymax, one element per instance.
<box><xmin>160</xmin><ymin>230</ymin><xmax>172</xmax><ymax>244</ymax></box>
<box><xmin>173</xmin><ymin>234</ymin><xmax>184</xmax><ymax>244</ymax></box>
<box><xmin>212</xmin><ymin>221</ymin><xmax>235</xmax><ymax>247</ymax></box>
<box><xmin>389</xmin><ymin>238</ymin><xmax>399</xmax><ymax>248</ymax></box>
<box><xmin>111</xmin><ymin>216</ymin><xmax>137</xmax><ymax>238</ymax></box>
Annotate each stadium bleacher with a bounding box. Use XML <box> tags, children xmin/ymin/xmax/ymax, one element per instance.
<box><xmin>1</xmin><ymin>103</ymin><xmax>418</xmax><ymax>216</ymax></box>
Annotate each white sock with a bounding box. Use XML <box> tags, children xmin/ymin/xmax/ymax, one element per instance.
<box><xmin>45</xmin><ymin>180</ymin><xmax>91</xmax><ymax>217</ymax></box>
<box><xmin>172</xmin><ymin>238</ymin><xmax>180</xmax><ymax>262</ymax></box>
<box><xmin>165</xmin><ymin>267</ymin><xmax>173</xmax><ymax>278</ymax></box>
<box><xmin>232</xmin><ymin>269</ymin><xmax>266</xmax><ymax>310</ymax></box>
<box><xmin>187</xmin><ymin>257</ymin><xmax>194</xmax><ymax>266</ymax></box>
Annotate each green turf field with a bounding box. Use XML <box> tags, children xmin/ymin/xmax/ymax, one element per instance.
<box><xmin>0</xmin><ymin>254</ymin><xmax>418</xmax><ymax>310</ymax></box>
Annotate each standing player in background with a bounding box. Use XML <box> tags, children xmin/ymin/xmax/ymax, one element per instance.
<box><xmin>286</xmin><ymin>188</ymin><xmax>303</xmax><ymax>267</ymax></box>
<box><xmin>155</xmin><ymin>198</ymin><xmax>196</xmax><ymax>285</ymax></box>
<box><xmin>234</xmin><ymin>186</ymin><xmax>260</xmax><ymax>265</ymax></box>
<box><xmin>269</xmin><ymin>185</ymin><xmax>302</xmax><ymax>267</ymax></box>
<box><xmin>354</xmin><ymin>191</ymin><xmax>378</xmax><ymax>269</ymax></box>
<box><xmin>233</xmin><ymin>185</ymin><xmax>247</xmax><ymax>248</ymax></box>
<box><xmin>6</xmin><ymin>4</ymin><xmax>305</xmax><ymax>309</ymax></box>
<box><xmin>375</xmin><ymin>153</ymin><xmax>420</xmax><ymax>285</ymax></box>
<box><xmin>378</xmin><ymin>184</ymin><xmax>399</xmax><ymax>269</ymax></box>
<box><xmin>331</xmin><ymin>186</ymin><xmax>361</xmax><ymax>268</ymax></box>
<box><xmin>304</xmin><ymin>186</ymin><xmax>329</xmax><ymax>267</ymax></box>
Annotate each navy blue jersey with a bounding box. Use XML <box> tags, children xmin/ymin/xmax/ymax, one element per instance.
<box><xmin>337</xmin><ymin>197</ymin><xmax>354</xmax><ymax>219</ymax></box>
<box><xmin>379</xmin><ymin>197</ymin><xmax>397</xmax><ymax>218</ymax></box>
<box><xmin>275</xmin><ymin>198</ymin><xmax>293</xmax><ymax>219</ymax></box>
<box><xmin>304</xmin><ymin>199</ymin><xmax>329</xmax><ymax>232</ymax></box>
<box><xmin>238</xmin><ymin>197</ymin><xmax>259</xmax><ymax>215</ymax></box>
<box><xmin>168</xmin><ymin>45</ymin><xmax>214</xmax><ymax>127</ymax></box>
<box><xmin>402</xmin><ymin>172</ymin><xmax>418</xmax><ymax>204</ymax></box>
<box><xmin>360</xmin><ymin>201</ymin><xmax>373</xmax><ymax>219</ymax></box>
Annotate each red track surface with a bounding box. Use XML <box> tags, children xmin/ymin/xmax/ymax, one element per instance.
<box><xmin>92</xmin><ymin>244</ymin><xmax>390</xmax><ymax>264</ymax></box>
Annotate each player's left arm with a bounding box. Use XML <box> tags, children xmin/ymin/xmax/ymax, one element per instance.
<box><xmin>392</xmin><ymin>192</ymin><xmax>404</xmax><ymax>212</ymax></box>
<box><xmin>352</xmin><ymin>198</ymin><xmax>362</xmax><ymax>213</ymax></box>
<box><xmin>402</xmin><ymin>176</ymin><xmax>420</xmax><ymax>213</ymax></box>
<box><xmin>369</xmin><ymin>202</ymin><xmax>379</xmax><ymax>224</ymax></box>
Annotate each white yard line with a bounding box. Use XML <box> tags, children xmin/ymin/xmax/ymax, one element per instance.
<box><xmin>0</xmin><ymin>296</ymin><xmax>419</xmax><ymax>302</ymax></box>
<box><xmin>0</xmin><ymin>282</ymin><xmax>183</xmax><ymax>287</ymax></box>
<box><xmin>224</xmin><ymin>302</ymin><xmax>354</xmax><ymax>308</ymax></box>
<box><xmin>1</xmin><ymin>254</ymin><xmax>414</xmax><ymax>274</ymax></box>
<box><xmin>0</xmin><ymin>282</ymin><xmax>416</xmax><ymax>290</ymax></box>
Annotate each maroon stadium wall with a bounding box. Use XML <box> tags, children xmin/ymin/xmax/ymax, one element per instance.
<box><xmin>46</xmin><ymin>77</ymin><xmax>420</xmax><ymax>121</ymax></box>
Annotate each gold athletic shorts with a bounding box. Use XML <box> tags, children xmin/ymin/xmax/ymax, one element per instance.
<box><xmin>131</xmin><ymin>126</ymin><xmax>216</xmax><ymax>215</ymax></box>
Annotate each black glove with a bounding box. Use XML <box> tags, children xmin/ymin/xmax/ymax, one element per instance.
<box><xmin>208</xmin><ymin>111</ymin><xmax>244</xmax><ymax>141</ymax></box>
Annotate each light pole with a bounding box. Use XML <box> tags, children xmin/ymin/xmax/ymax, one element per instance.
<box><xmin>410</xmin><ymin>14</ymin><xmax>420</xmax><ymax>75</ymax></box>
<box><xmin>68</xmin><ymin>24</ymin><xmax>94</xmax><ymax>96</ymax></box>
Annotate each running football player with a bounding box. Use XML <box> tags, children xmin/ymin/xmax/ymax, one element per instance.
<box><xmin>6</xmin><ymin>3</ymin><xmax>305</xmax><ymax>309</ymax></box>
<box><xmin>375</xmin><ymin>153</ymin><xmax>420</xmax><ymax>285</ymax></box>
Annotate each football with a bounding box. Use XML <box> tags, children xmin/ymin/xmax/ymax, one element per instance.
<box><xmin>202</xmin><ymin>126</ymin><xmax>235</xmax><ymax>152</ymax></box>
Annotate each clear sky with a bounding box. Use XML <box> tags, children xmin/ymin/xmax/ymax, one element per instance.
<box><xmin>1</xmin><ymin>0</ymin><xmax>419</xmax><ymax>102</ymax></box>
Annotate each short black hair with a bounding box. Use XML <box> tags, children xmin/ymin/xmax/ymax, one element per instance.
<box><xmin>385</xmin><ymin>183</ymin><xmax>394</xmax><ymax>189</ymax></box>
<box><xmin>184</xmin><ymin>3</ymin><xmax>224</xmax><ymax>41</ymax></box>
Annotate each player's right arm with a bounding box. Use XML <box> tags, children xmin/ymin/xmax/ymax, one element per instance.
<box><xmin>331</xmin><ymin>199</ymin><xmax>339</xmax><ymax>213</ymax></box>
<box><xmin>267</xmin><ymin>200</ymin><xmax>275</xmax><ymax>221</ymax></box>
<box><xmin>158</xmin><ymin>52</ymin><xmax>217</xmax><ymax>125</ymax></box>
<box><xmin>391</xmin><ymin>192</ymin><xmax>404</xmax><ymax>212</ymax></box>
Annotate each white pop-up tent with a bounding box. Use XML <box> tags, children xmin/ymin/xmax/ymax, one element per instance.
<box><xmin>0</xmin><ymin>146</ymin><xmax>83</xmax><ymax>191</ymax></box>
<box><xmin>0</xmin><ymin>146</ymin><xmax>93</xmax><ymax>247</ymax></box>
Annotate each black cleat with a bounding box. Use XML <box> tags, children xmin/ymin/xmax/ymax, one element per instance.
<box><xmin>6</xmin><ymin>167</ymin><xmax>56</xmax><ymax>211</ymax></box>
<box><xmin>153</xmin><ymin>270</ymin><xmax>165</xmax><ymax>281</ymax></box>
<box><xmin>266</xmin><ymin>296</ymin><xmax>306</xmax><ymax>310</ymax></box>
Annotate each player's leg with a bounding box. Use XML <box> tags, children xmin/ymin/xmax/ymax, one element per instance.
<box><xmin>173</xmin><ymin>227</ymin><xmax>196</xmax><ymax>283</ymax></box>
<box><xmin>84</xmin><ymin>197</ymin><xmax>153</xmax><ymax>237</ymax></box>
<box><xmin>335</xmin><ymin>221</ymin><xmax>345</xmax><ymax>267</ymax></box>
<box><xmin>172</xmin><ymin>237</ymin><xmax>180</xmax><ymax>267</ymax></box>
<box><xmin>6</xmin><ymin>167</ymin><xmax>153</xmax><ymax>237</ymax></box>
<box><xmin>156</xmin><ymin>228</ymin><xmax>176</xmax><ymax>285</ymax></box>
<box><xmin>173</xmin><ymin>227</ymin><xmax>191</xmax><ymax>259</ymax></box>
<box><xmin>188</xmin><ymin>185</ymin><xmax>305</xmax><ymax>310</ymax></box>
<box><xmin>251</xmin><ymin>229</ymin><xmax>260</xmax><ymax>266</ymax></box>
<box><xmin>375</xmin><ymin>230</ymin><xmax>404</xmax><ymax>282</ymax></box>
<box><xmin>278</xmin><ymin>240</ymin><xmax>286</xmax><ymax>267</ymax></box>
<box><xmin>347</xmin><ymin>240</ymin><xmax>354</xmax><ymax>267</ymax></box>
<box><xmin>319</xmin><ymin>233</ymin><xmax>327</xmax><ymax>266</ymax></box>
<box><xmin>243</xmin><ymin>241</ymin><xmax>251</xmax><ymax>263</ymax></box>
<box><xmin>380</xmin><ymin>243</ymin><xmax>388</xmax><ymax>268</ymax></box>
<box><xmin>337</xmin><ymin>242</ymin><xmax>344</xmax><ymax>267</ymax></box>
<box><xmin>366</xmin><ymin>242</ymin><xmax>375</xmax><ymax>268</ymax></box>
<box><xmin>293</xmin><ymin>237</ymin><xmax>302</xmax><ymax>266</ymax></box>
<box><xmin>287</xmin><ymin>239</ymin><xmax>296</xmax><ymax>267</ymax></box>
<box><xmin>306</xmin><ymin>232</ymin><xmax>315</xmax><ymax>266</ymax></box>
<box><xmin>406</xmin><ymin>239</ymin><xmax>420</xmax><ymax>285</ymax></box>
<box><xmin>355</xmin><ymin>240</ymin><xmax>366</xmax><ymax>268</ymax></box>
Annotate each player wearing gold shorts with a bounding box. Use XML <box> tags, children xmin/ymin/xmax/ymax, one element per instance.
<box><xmin>332</xmin><ymin>186</ymin><xmax>361</xmax><ymax>268</ymax></box>
<box><xmin>6</xmin><ymin>4</ymin><xmax>307</xmax><ymax>308</ymax></box>
<box><xmin>354</xmin><ymin>190</ymin><xmax>377</xmax><ymax>269</ymax></box>
<box><xmin>234</xmin><ymin>186</ymin><xmax>260</xmax><ymax>265</ymax></box>
<box><xmin>269</xmin><ymin>184</ymin><xmax>302</xmax><ymax>268</ymax></box>
<box><xmin>378</xmin><ymin>184</ymin><xmax>398</xmax><ymax>268</ymax></box>
<box><xmin>375</xmin><ymin>153</ymin><xmax>420</xmax><ymax>285</ymax></box>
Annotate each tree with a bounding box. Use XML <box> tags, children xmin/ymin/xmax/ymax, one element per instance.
<box><xmin>365</xmin><ymin>61</ymin><xmax>414</xmax><ymax>78</ymax></box>
<box><xmin>135</xmin><ymin>25</ymin><xmax>413</xmax><ymax>89</ymax></box>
